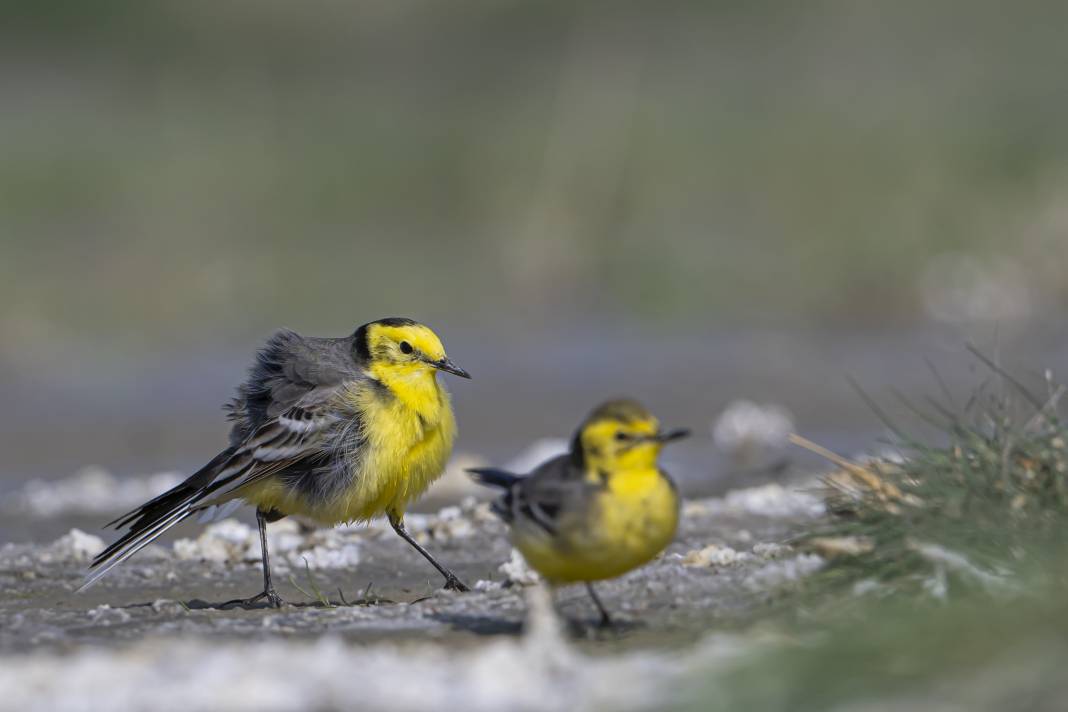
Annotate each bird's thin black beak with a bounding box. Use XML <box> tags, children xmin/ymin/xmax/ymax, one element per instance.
<box><xmin>654</xmin><ymin>428</ymin><xmax>690</xmax><ymax>443</ymax></box>
<box><xmin>429</xmin><ymin>356</ymin><xmax>471</xmax><ymax>379</ymax></box>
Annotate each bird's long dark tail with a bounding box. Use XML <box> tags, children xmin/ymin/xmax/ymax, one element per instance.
<box><xmin>77</xmin><ymin>448</ymin><xmax>235</xmax><ymax>593</ymax></box>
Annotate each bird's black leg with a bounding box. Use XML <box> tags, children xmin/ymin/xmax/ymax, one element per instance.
<box><xmin>387</xmin><ymin>511</ymin><xmax>469</xmax><ymax>592</ymax></box>
<box><xmin>585</xmin><ymin>582</ymin><xmax>613</xmax><ymax>628</ymax></box>
<box><xmin>221</xmin><ymin>509</ymin><xmax>287</xmax><ymax>609</ymax></box>
<box><xmin>254</xmin><ymin>508</ymin><xmax>285</xmax><ymax>607</ymax></box>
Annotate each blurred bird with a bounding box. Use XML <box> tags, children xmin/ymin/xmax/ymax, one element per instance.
<box><xmin>79</xmin><ymin>317</ymin><xmax>472</xmax><ymax>604</ymax></box>
<box><xmin>469</xmin><ymin>399</ymin><xmax>688</xmax><ymax>626</ymax></box>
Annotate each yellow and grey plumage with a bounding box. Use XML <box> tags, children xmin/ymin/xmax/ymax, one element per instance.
<box><xmin>469</xmin><ymin>399</ymin><xmax>688</xmax><ymax>626</ymax></box>
<box><xmin>81</xmin><ymin>317</ymin><xmax>471</xmax><ymax>604</ymax></box>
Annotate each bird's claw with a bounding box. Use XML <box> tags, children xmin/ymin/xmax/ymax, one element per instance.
<box><xmin>443</xmin><ymin>576</ymin><xmax>470</xmax><ymax>592</ymax></box>
<box><xmin>220</xmin><ymin>589</ymin><xmax>288</xmax><ymax>609</ymax></box>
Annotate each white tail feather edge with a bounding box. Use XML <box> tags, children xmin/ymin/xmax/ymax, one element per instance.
<box><xmin>196</xmin><ymin>499</ymin><xmax>242</xmax><ymax>524</ymax></box>
<box><xmin>75</xmin><ymin>504</ymin><xmax>196</xmax><ymax>593</ymax></box>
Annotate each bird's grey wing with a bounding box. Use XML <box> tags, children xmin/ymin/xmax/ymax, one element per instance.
<box><xmin>225</xmin><ymin>330</ymin><xmax>358</xmax><ymax>443</ymax></box>
<box><xmin>202</xmin><ymin>330</ymin><xmax>365</xmax><ymax>502</ymax></box>
<box><xmin>111</xmin><ymin>331</ymin><xmax>358</xmax><ymax>528</ymax></box>
<box><xmin>83</xmin><ymin>337</ymin><xmax>361</xmax><ymax>589</ymax></box>
<box><xmin>200</xmin><ymin>384</ymin><xmax>355</xmax><ymax>503</ymax></box>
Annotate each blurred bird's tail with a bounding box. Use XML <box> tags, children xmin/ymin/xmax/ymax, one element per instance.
<box><xmin>466</xmin><ymin>467</ymin><xmax>520</xmax><ymax>490</ymax></box>
<box><xmin>467</xmin><ymin>468</ymin><xmax>522</xmax><ymax>523</ymax></box>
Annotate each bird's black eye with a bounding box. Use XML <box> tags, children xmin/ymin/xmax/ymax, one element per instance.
<box><xmin>399</xmin><ymin>341</ymin><xmax>413</xmax><ymax>355</ymax></box>
<box><xmin>615</xmin><ymin>431</ymin><xmax>631</xmax><ymax>442</ymax></box>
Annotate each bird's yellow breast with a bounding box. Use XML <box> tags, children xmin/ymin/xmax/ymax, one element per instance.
<box><xmin>339</xmin><ymin>374</ymin><xmax>457</xmax><ymax>522</ymax></box>
<box><xmin>514</xmin><ymin>469</ymin><xmax>679</xmax><ymax>584</ymax></box>
<box><xmin>246</xmin><ymin>372</ymin><xmax>456</xmax><ymax>525</ymax></box>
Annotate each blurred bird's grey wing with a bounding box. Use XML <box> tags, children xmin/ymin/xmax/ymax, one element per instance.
<box><xmin>511</xmin><ymin>455</ymin><xmax>592</xmax><ymax>535</ymax></box>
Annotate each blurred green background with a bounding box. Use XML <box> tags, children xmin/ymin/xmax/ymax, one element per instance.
<box><xmin>3</xmin><ymin>0</ymin><xmax>1068</xmax><ymax>487</ymax></box>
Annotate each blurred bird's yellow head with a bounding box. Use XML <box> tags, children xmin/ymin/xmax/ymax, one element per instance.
<box><xmin>573</xmin><ymin>399</ymin><xmax>689</xmax><ymax>473</ymax></box>
<box><xmin>355</xmin><ymin>317</ymin><xmax>470</xmax><ymax>381</ymax></box>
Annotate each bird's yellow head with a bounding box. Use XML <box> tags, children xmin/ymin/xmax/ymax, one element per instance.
<box><xmin>572</xmin><ymin>399</ymin><xmax>689</xmax><ymax>473</ymax></box>
<box><xmin>354</xmin><ymin>317</ymin><xmax>471</xmax><ymax>381</ymax></box>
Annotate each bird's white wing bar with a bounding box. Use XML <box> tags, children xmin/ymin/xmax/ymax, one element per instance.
<box><xmin>203</xmin><ymin>398</ymin><xmax>345</xmax><ymax>500</ymax></box>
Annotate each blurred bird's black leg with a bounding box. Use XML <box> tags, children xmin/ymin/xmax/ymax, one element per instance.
<box><xmin>585</xmin><ymin>583</ymin><xmax>613</xmax><ymax>628</ymax></box>
<box><xmin>388</xmin><ymin>511</ymin><xmax>470</xmax><ymax>592</ymax></box>
<box><xmin>221</xmin><ymin>509</ymin><xmax>286</xmax><ymax>609</ymax></box>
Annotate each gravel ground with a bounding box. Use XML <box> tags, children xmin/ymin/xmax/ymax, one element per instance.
<box><xmin>0</xmin><ymin>481</ymin><xmax>826</xmax><ymax>711</ymax></box>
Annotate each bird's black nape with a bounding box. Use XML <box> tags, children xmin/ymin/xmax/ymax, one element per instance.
<box><xmin>568</xmin><ymin>429</ymin><xmax>586</xmax><ymax>468</ymax></box>
<box><xmin>352</xmin><ymin>317</ymin><xmax>418</xmax><ymax>361</ymax></box>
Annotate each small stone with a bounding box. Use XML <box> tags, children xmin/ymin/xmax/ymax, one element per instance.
<box><xmin>744</xmin><ymin>554</ymin><xmax>825</xmax><ymax>591</ymax></box>
<box><xmin>46</xmin><ymin>529</ymin><xmax>105</xmax><ymax>562</ymax></box>
<box><xmin>88</xmin><ymin>604</ymin><xmax>132</xmax><ymax>625</ymax></box>
<box><xmin>852</xmin><ymin>579</ymin><xmax>884</xmax><ymax>596</ymax></box>
<box><xmin>806</xmin><ymin>536</ymin><xmax>874</xmax><ymax>558</ymax></box>
<box><xmin>173</xmin><ymin>519</ymin><xmax>254</xmax><ymax>563</ymax></box>
<box><xmin>289</xmin><ymin>542</ymin><xmax>361</xmax><ymax>570</ymax></box>
<box><xmin>437</xmin><ymin>506</ymin><xmax>462</xmax><ymax>521</ymax></box>
<box><xmin>499</xmin><ymin>549</ymin><xmax>539</xmax><ymax>585</ymax></box>
<box><xmin>151</xmin><ymin>599</ymin><xmax>186</xmax><ymax>614</ymax></box>
<box><xmin>752</xmin><ymin>543</ymin><xmax>792</xmax><ymax>559</ymax></box>
<box><xmin>681</xmin><ymin>544</ymin><xmax>751</xmax><ymax>568</ymax></box>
